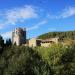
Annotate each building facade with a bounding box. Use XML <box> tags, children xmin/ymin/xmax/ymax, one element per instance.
<box><xmin>12</xmin><ymin>28</ymin><xmax>26</xmax><ymax>46</ymax></box>
<box><xmin>29</xmin><ymin>37</ymin><xmax>59</xmax><ymax>47</ymax></box>
<box><xmin>41</xmin><ymin>38</ymin><xmax>59</xmax><ymax>47</ymax></box>
<box><xmin>29</xmin><ymin>38</ymin><xmax>41</xmax><ymax>47</ymax></box>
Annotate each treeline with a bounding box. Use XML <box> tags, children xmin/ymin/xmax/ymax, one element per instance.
<box><xmin>38</xmin><ymin>31</ymin><xmax>75</xmax><ymax>41</ymax></box>
<box><xmin>0</xmin><ymin>35</ymin><xmax>4</xmax><ymax>47</ymax></box>
<box><xmin>0</xmin><ymin>35</ymin><xmax>12</xmax><ymax>47</ymax></box>
<box><xmin>0</xmin><ymin>35</ymin><xmax>12</xmax><ymax>53</ymax></box>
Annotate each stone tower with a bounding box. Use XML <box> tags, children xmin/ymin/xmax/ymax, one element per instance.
<box><xmin>12</xmin><ymin>28</ymin><xmax>26</xmax><ymax>46</ymax></box>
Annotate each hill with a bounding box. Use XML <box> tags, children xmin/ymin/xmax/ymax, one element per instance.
<box><xmin>38</xmin><ymin>30</ymin><xmax>75</xmax><ymax>41</ymax></box>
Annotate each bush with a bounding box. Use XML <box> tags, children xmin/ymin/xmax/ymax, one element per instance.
<box><xmin>0</xmin><ymin>44</ymin><xmax>75</xmax><ymax>75</ymax></box>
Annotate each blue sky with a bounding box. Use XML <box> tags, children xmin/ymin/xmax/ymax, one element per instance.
<box><xmin>0</xmin><ymin>0</ymin><xmax>75</xmax><ymax>40</ymax></box>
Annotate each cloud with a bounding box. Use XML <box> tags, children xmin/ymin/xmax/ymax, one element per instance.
<box><xmin>36</xmin><ymin>20</ymin><xmax>47</xmax><ymax>26</ymax></box>
<box><xmin>27</xmin><ymin>25</ymin><xmax>38</xmax><ymax>31</ymax></box>
<box><xmin>27</xmin><ymin>20</ymin><xmax>48</xmax><ymax>31</ymax></box>
<box><xmin>1</xmin><ymin>31</ymin><xmax>12</xmax><ymax>39</ymax></box>
<box><xmin>60</xmin><ymin>6</ymin><xmax>75</xmax><ymax>18</ymax></box>
<box><xmin>0</xmin><ymin>5</ymin><xmax>38</xmax><ymax>26</ymax></box>
<box><xmin>48</xmin><ymin>6</ymin><xmax>75</xmax><ymax>19</ymax></box>
<box><xmin>5</xmin><ymin>5</ymin><xmax>38</xmax><ymax>25</ymax></box>
<box><xmin>1</xmin><ymin>20</ymin><xmax>47</xmax><ymax>39</ymax></box>
<box><xmin>47</xmin><ymin>14</ymin><xmax>59</xmax><ymax>19</ymax></box>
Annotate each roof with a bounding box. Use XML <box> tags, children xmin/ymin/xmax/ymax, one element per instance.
<box><xmin>41</xmin><ymin>37</ymin><xmax>59</xmax><ymax>43</ymax></box>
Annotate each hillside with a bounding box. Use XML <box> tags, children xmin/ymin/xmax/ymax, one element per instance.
<box><xmin>38</xmin><ymin>30</ymin><xmax>75</xmax><ymax>41</ymax></box>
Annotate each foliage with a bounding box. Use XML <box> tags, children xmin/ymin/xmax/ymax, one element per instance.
<box><xmin>0</xmin><ymin>35</ymin><xmax>4</xmax><ymax>53</ymax></box>
<box><xmin>34</xmin><ymin>44</ymin><xmax>75</xmax><ymax>75</ymax></box>
<box><xmin>5</xmin><ymin>39</ymin><xmax>12</xmax><ymax>47</ymax></box>
<box><xmin>0</xmin><ymin>35</ymin><xmax>75</xmax><ymax>75</ymax></box>
<box><xmin>0</xmin><ymin>35</ymin><xmax>4</xmax><ymax>47</ymax></box>
<box><xmin>38</xmin><ymin>31</ymin><xmax>75</xmax><ymax>41</ymax></box>
<box><xmin>0</xmin><ymin>46</ymin><xmax>52</xmax><ymax>75</ymax></box>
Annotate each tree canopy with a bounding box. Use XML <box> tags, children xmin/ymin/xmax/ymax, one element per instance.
<box><xmin>0</xmin><ymin>35</ymin><xmax>4</xmax><ymax>47</ymax></box>
<box><xmin>38</xmin><ymin>31</ymin><xmax>75</xmax><ymax>41</ymax></box>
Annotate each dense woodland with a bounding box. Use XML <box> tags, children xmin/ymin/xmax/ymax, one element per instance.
<box><xmin>0</xmin><ymin>30</ymin><xmax>75</xmax><ymax>75</ymax></box>
<box><xmin>38</xmin><ymin>30</ymin><xmax>75</xmax><ymax>41</ymax></box>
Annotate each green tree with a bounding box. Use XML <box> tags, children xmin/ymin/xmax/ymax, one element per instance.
<box><xmin>6</xmin><ymin>39</ymin><xmax>12</xmax><ymax>47</ymax></box>
<box><xmin>0</xmin><ymin>35</ymin><xmax>4</xmax><ymax>47</ymax></box>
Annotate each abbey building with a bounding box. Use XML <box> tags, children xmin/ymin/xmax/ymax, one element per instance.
<box><xmin>12</xmin><ymin>28</ymin><xmax>59</xmax><ymax>47</ymax></box>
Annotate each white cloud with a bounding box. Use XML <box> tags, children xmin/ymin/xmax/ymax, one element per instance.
<box><xmin>48</xmin><ymin>6</ymin><xmax>75</xmax><ymax>19</ymax></box>
<box><xmin>27</xmin><ymin>25</ymin><xmax>38</xmax><ymax>31</ymax></box>
<box><xmin>60</xmin><ymin>6</ymin><xmax>75</xmax><ymax>18</ymax></box>
<box><xmin>0</xmin><ymin>5</ymin><xmax>38</xmax><ymax>27</ymax></box>
<box><xmin>27</xmin><ymin>20</ymin><xmax>48</xmax><ymax>31</ymax></box>
<box><xmin>1</xmin><ymin>20</ymin><xmax>47</xmax><ymax>39</ymax></box>
<box><xmin>37</xmin><ymin>20</ymin><xmax>47</xmax><ymax>26</ymax></box>
<box><xmin>5</xmin><ymin>5</ymin><xmax>38</xmax><ymax>25</ymax></box>
<box><xmin>1</xmin><ymin>31</ymin><xmax>12</xmax><ymax>39</ymax></box>
<box><xmin>47</xmin><ymin>14</ymin><xmax>59</xmax><ymax>19</ymax></box>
